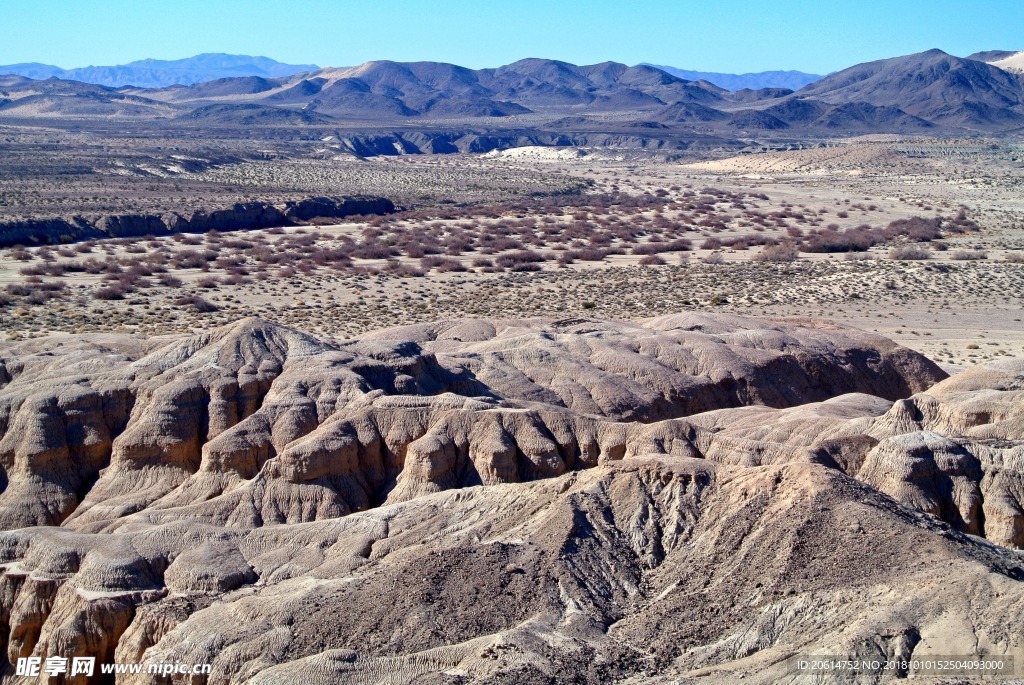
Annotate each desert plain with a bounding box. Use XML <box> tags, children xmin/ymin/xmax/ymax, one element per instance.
<box><xmin>2</xmin><ymin>134</ymin><xmax>1023</xmax><ymax>372</ymax></box>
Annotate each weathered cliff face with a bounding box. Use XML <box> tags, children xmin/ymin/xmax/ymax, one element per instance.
<box><xmin>0</xmin><ymin>314</ymin><xmax>1021</xmax><ymax>683</ymax></box>
<box><xmin>0</xmin><ymin>195</ymin><xmax>395</xmax><ymax>247</ymax></box>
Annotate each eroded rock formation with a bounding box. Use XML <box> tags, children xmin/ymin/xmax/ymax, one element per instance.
<box><xmin>0</xmin><ymin>196</ymin><xmax>394</xmax><ymax>247</ymax></box>
<box><xmin>0</xmin><ymin>314</ymin><xmax>1021</xmax><ymax>683</ymax></box>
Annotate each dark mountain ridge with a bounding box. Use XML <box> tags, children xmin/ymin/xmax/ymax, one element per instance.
<box><xmin>795</xmin><ymin>49</ymin><xmax>1024</xmax><ymax>126</ymax></box>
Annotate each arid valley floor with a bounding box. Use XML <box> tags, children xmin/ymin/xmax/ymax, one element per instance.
<box><xmin>3</xmin><ymin>135</ymin><xmax>1023</xmax><ymax>372</ymax></box>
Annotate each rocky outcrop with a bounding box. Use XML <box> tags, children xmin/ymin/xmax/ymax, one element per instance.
<box><xmin>0</xmin><ymin>217</ymin><xmax>103</xmax><ymax>246</ymax></box>
<box><xmin>683</xmin><ymin>359</ymin><xmax>1024</xmax><ymax>548</ymax></box>
<box><xmin>0</xmin><ymin>459</ymin><xmax>1021</xmax><ymax>684</ymax></box>
<box><xmin>1</xmin><ymin>314</ymin><xmax>1023</xmax><ymax>682</ymax></box>
<box><xmin>281</xmin><ymin>196</ymin><xmax>398</xmax><ymax>221</ymax></box>
<box><xmin>0</xmin><ymin>195</ymin><xmax>395</xmax><ymax>246</ymax></box>
<box><xmin>0</xmin><ymin>314</ymin><xmax>945</xmax><ymax>532</ymax></box>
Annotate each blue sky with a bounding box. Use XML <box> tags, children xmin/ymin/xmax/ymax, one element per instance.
<box><xmin>2</xmin><ymin>0</ymin><xmax>1021</xmax><ymax>72</ymax></box>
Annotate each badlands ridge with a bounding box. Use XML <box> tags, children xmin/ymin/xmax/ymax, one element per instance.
<box><xmin>0</xmin><ymin>313</ymin><xmax>1021</xmax><ymax>683</ymax></box>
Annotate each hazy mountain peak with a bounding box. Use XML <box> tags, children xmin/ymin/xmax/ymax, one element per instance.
<box><xmin>0</xmin><ymin>53</ymin><xmax>319</xmax><ymax>88</ymax></box>
<box><xmin>643</xmin><ymin>64</ymin><xmax>823</xmax><ymax>91</ymax></box>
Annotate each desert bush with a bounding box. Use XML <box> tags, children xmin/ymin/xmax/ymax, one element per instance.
<box><xmin>755</xmin><ymin>242</ymin><xmax>799</xmax><ymax>262</ymax></box>
<box><xmin>481</xmin><ymin>237</ymin><xmax>525</xmax><ymax>253</ymax></box>
<box><xmin>1004</xmin><ymin>252</ymin><xmax>1024</xmax><ymax>263</ymax></box>
<box><xmin>36</xmin><ymin>280</ymin><xmax>67</xmax><ymax>293</ymax></box>
<box><xmin>885</xmin><ymin>216</ymin><xmax>942</xmax><ymax>242</ymax></box>
<box><xmin>638</xmin><ymin>255</ymin><xmax>666</xmax><ymax>266</ymax></box>
<box><xmin>889</xmin><ymin>246</ymin><xmax>931</xmax><ymax>260</ymax></box>
<box><xmin>803</xmin><ymin>225</ymin><xmax>877</xmax><ymax>252</ymax></box>
<box><xmin>703</xmin><ymin>253</ymin><xmax>725</xmax><ymax>265</ymax></box>
<box><xmin>26</xmin><ymin>290</ymin><xmax>62</xmax><ymax>305</ymax></box>
<box><xmin>174</xmin><ymin>294</ymin><xmax>218</xmax><ymax>312</ymax></box>
<box><xmin>388</xmin><ymin>262</ymin><xmax>425</xmax><ymax>277</ymax></box>
<box><xmin>564</xmin><ymin>247</ymin><xmax>609</xmax><ymax>262</ymax></box>
<box><xmin>403</xmin><ymin>243</ymin><xmax>427</xmax><ymax>258</ymax></box>
<box><xmin>94</xmin><ymin>285</ymin><xmax>129</xmax><ymax>300</ymax></box>
<box><xmin>351</xmin><ymin>243</ymin><xmax>398</xmax><ymax>260</ymax></box>
<box><xmin>420</xmin><ymin>256</ymin><xmax>466</xmax><ymax>272</ymax></box>
<box><xmin>496</xmin><ymin>250</ymin><xmax>546</xmax><ymax>268</ymax></box>
<box><xmin>214</xmin><ymin>255</ymin><xmax>245</xmax><ymax>269</ymax></box>
<box><xmin>19</xmin><ymin>262</ymin><xmax>70</xmax><ymax>277</ymax></box>
<box><xmin>950</xmin><ymin>249</ymin><xmax>988</xmax><ymax>260</ymax></box>
<box><xmin>171</xmin><ymin>250</ymin><xmax>207</xmax><ymax>269</ymax></box>
<box><xmin>946</xmin><ymin>207</ymin><xmax>981</xmax><ymax>233</ymax></box>
<box><xmin>632</xmin><ymin>238</ymin><xmax>692</xmax><ymax>255</ymax></box>
<box><xmin>311</xmin><ymin>248</ymin><xmax>353</xmax><ymax>267</ymax></box>
<box><xmin>701</xmin><ymin>237</ymin><xmax>723</xmax><ymax>250</ymax></box>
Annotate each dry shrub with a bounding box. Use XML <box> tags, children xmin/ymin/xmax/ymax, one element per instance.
<box><xmin>384</xmin><ymin>260</ymin><xmax>425</xmax><ymax>277</ymax></box>
<box><xmin>889</xmin><ymin>246</ymin><xmax>931</xmax><ymax>260</ymax></box>
<box><xmin>755</xmin><ymin>242</ymin><xmax>799</xmax><ymax>262</ymax></box>
<box><xmin>420</xmin><ymin>256</ymin><xmax>466</xmax><ymax>272</ymax></box>
<box><xmin>950</xmin><ymin>249</ymin><xmax>988</xmax><ymax>261</ymax></box>
<box><xmin>351</xmin><ymin>243</ymin><xmax>398</xmax><ymax>260</ymax></box>
<box><xmin>94</xmin><ymin>285</ymin><xmax>129</xmax><ymax>300</ymax></box>
<box><xmin>563</xmin><ymin>247</ymin><xmax>609</xmax><ymax>262</ymax></box>
<box><xmin>174</xmin><ymin>294</ymin><xmax>218</xmax><ymax>312</ymax></box>
<box><xmin>158</xmin><ymin>274</ymin><xmax>183</xmax><ymax>287</ymax></box>
<box><xmin>496</xmin><ymin>250</ymin><xmax>546</xmax><ymax>268</ymax></box>
<box><xmin>632</xmin><ymin>238</ymin><xmax>692</xmax><ymax>255</ymax></box>
<box><xmin>803</xmin><ymin>226</ymin><xmax>877</xmax><ymax>253</ymax></box>
<box><xmin>171</xmin><ymin>250</ymin><xmax>208</xmax><ymax>269</ymax></box>
<box><xmin>703</xmin><ymin>253</ymin><xmax>725</xmax><ymax>265</ymax></box>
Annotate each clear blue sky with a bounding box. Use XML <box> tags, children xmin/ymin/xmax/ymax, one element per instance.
<box><xmin>2</xmin><ymin>0</ymin><xmax>1021</xmax><ymax>73</ymax></box>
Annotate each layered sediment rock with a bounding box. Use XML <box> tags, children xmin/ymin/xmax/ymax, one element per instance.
<box><xmin>0</xmin><ymin>314</ymin><xmax>946</xmax><ymax>531</ymax></box>
<box><xmin>0</xmin><ymin>314</ymin><xmax>1021</xmax><ymax>683</ymax></box>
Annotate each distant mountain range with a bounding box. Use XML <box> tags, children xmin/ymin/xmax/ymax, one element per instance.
<box><xmin>1</xmin><ymin>49</ymin><xmax>1022</xmax><ymax>135</ymax></box>
<box><xmin>643</xmin><ymin>65</ymin><xmax>823</xmax><ymax>91</ymax></box>
<box><xmin>0</xmin><ymin>52</ymin><xmax>826</xmax><ymax>93</ymax></box>
<box><xmin>0</xmin><ymin>53</ymin><xmax>318</xmax><ymax>88</ymax></box>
